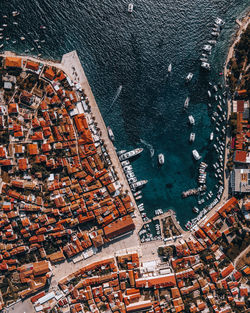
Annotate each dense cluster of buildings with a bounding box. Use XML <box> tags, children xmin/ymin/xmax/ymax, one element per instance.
<box><xmin>0</xmin><ymin>50</ymin><xmax>249</xmax><ymax>312</ymax></box>
<box><xmin>29</xmin><ymin>197</ymin><xmax>249</xmax><ymax>313</ymax></box>
<box><xmin>230</xmin><ymin>98</ymin><xmax>250</xmax><ymax>197</ymax></box>
<box><xmin>0</xmin><ymin>55</ymin><xmax>135</xmax><ymax>305</ymax></box>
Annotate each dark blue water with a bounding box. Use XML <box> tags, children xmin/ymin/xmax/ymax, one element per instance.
<box><xmin>1</xmin><ymin>0</ymin><xmax>249</xmax><ymax>225</ymax></box>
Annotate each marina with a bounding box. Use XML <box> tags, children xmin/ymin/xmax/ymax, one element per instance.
<box><xmin>0</xmin><ymin>0</ymin><xmax>248</xmax><ymax>229</ymax></box>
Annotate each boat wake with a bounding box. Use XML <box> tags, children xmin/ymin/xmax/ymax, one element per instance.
<box><xmin>106</xmin><ymin>85</ymin><xmax>123</xmax><ymax>114</ymax></box>
<box><xmin>140</xmin><ymin>139</ymin><xmax>154</xmax><ymax>157</ymax></box>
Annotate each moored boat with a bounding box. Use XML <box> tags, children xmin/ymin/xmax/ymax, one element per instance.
<box><xmin>128</xmin><ymin>3</ymin><xmax>133</xmax><ymax>12</ymax></box>
<box><xmin>184</xmin><ymin>96</ymin><xmax>190</xmax><ymax>109</ymax></box>
<box><xmin>168</xmin><ymin>63</ymin><xmax>172</xmax><ymax>73</ymax></box>
<box><xmin>188</xmin><ymin>115</ymin><xmax>195</xmax><ymax>125</ymax></box>
<box><xmin>201</xmin><ymin>62</ymin><xmax>211</xmax><ymax>70</ymax></box>
<box><xmin>131</xmin><ymin>180</ymin><xmax>148</xmax><ymax>189</ymax></box>
<box><xmin>192</xmin><ymin>207</ymin><xmax>199</xmax><ymax>214</ymax></box>
<box><xmin>119</xmin><ymin>148</ymin><xmax>143</xmax><ymax>161</ymax></box>
<box><xmin>189</xmin><ymin>132</ymin><xmax>195</xmax><ymax>142</ymax></box>
<box><xmin>210</xmin><ymin>132</ymin><xmax>214</xmax><ymax>141</ymax></box>
<box><xmin>186</xmin><ymin>73</ymin><xmax>193</xmax><ymax>82</ymax></box>
<box><xmin>107</xmin><ymin>126</ymin><xmax>115</xmax><ymax>142</ymax></box>
<box><xmin>192</xmin><ymin>149</ymin><xmax>201</xmax><ymax>160</ymax></box>
<box><xmin>158</xmin><ymin>153</ymin><xmax>164</xmax><ymax>165</ymax></box>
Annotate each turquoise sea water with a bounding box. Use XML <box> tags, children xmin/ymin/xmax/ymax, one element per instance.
<box><xmin>0</xmin><ymin>0</ymin><xmax>249</xmax><ymax>225</ymax></box>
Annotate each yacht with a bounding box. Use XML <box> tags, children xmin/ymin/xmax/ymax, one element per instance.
<box><xmin>186</xmin><ymin>73</ymin><xmax>193</xmax><ymax>82</ymax></box>
<box><xmin>158</xmin><ymin>153</ymin><xmax>164</xmax><ymax>165</ymax></box>
<box><xmin>168</xmin><ymin>63</ymin><xmax>172</xmax><ymax>73</ymax></box>
<box><xmin>192</xmin><ymin>150</ymin><xmax>201</xmax><ymax>160</ymax></box>
<box><xmin>210</xmin><ymin>132</ymin><xmax>214</xmax><ymax>141</ymax></box>
<box><xmin>107</xmin><ymin>126</ymin><xmax>115</xmax><ymax>142</ymax></box>
<box><xmin>189</xmin><ymin>133</ymin><xmax>195</xmax><ymax>142</ymax></box>
<box><xmin>188</xmin><ymin>115</ymin><xmax>195</xmax><ymax>125</ymax></box>
<box><xmin>131</xmin><ymin>180</ymin><xmax>148</xmax><ymax>189</ymax></box>
<box><xmin>184</xmin><ymin>97</ymin><xmax>190</xmax><ymax>109</ymax></box>
<box><xmin>119</xmin><ymin>148</ymin><xmax>143</xmax><ymax>161</ymax></box>
<box><xmin>201</xmin><ymin>62</ymin><xmax>211</xmax><ymax>70</ymax></box>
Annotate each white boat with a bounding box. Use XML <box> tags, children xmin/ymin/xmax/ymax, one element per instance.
<box><xmin>13</xmin><ymin>22</ymin><xmax>18</xmax><ymax>25</ymax></box>
<box><xmin>211</xmin><ymin>32</ymin><xmax>220</xmax><ymax>37</ymax></box>
<box><xmin>107</xmin><ymin>126</ymin><xmax>115</xmax><ymax>142</ymax></box>
<box><xmin>184</xmin><ymin>97</ymin><xmax>190</xmax><ymax>108</ymax></box>
<box><xmin>213</xmin><ymin>85</ymin><xmax>218</xmax><ymax>92</ymax></box>
<box><xmin>133</xmin><ymin>190</ymin><xmax>142</xmax><ymax>197</ymax></box>
<box><xmin>158</xmin><ymin>153</ymin><xmax>164</xmax><ymax>165</ymax></box>
<box><xmin>119</xmin><ymin>148</ymin><xmax>143</xmax><ymax>161</ymax></box>
<box><xmin>201</xmin><ymin>62</ymin><xmax>211</xmax><ymax>70</ymax></box>
<box><xmin>186</xmin><ymin>73</ymin><xmax>193</xmax><ymax>82</ymax></box>
<box><xmin>117</xmin><ymin>149</ymin><xmax>126</xmax><ymax>156</ymax></box>
<box><xmin>131</xmin><ymin>180</ymin><xmax>148</xmax><ymax>189</ymax></box>
<box><xmin>188</xmin><ymin>115</ymin><xmax>195</xmax><ymax>125</ymax></box>
<box><xmin>20</xmin><ymin>36</ymin><xmax>25</xmax><ymax>41</ymax></box>
<box><xmin>189</xmin><ymin>133</ymin><xmax>195</xmax><ymax>142</ymax></box>
<box><xmin>12</xmin><ymin>11</ymin><xmax>20</xmax><ymax>17</ymax></box>
<box><xmin>192</xmin><ymin>150</ymin><xmax>201</xmax><ymax>160</ymax></box>
<box><xmin>0</xmin><ymin>44</ymin><xmax>3</xmax><ymax>49</ymax></box>
<box><xmin>168</xmin><ymin>63</ymin><xmax>172</xmax><ymax>73</ymax></box>
<box><xmin>128</xmin><ymin>3</ymin><xmax>133</xmax><ymax>13</ymax></box>
<box><xmin>208</xmin><ymin>40</ymin><xmax>217</xmax><ymax>45</ymax></box>
<box><xmin>215</xmin><ymin>17</ymin><xmax>225</xmax><ymax>26</ymax></box>
<box><xmin>193</xmin><ymin>207</ymin><xmax>199</xmax><ymax>214</ymax></box>
<box><xmin>203</xmin><ymin>45</ymin><xmax>212</xmax><ymax>52</ymax></box>
<box><xmin>135</xmin><ymin>195</ymin><xmax>142</xmax><ymax>200</ymax></box>
<box><xmin>210</xmin><ymin>132</ymin><xmax>214</xmax><ymax>141</ymax></box>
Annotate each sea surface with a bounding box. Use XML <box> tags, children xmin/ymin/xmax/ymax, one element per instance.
<box><xmin>1</xmin><ymin>0</ymin><xmax>249</xmax><ymax>225</ymax></box>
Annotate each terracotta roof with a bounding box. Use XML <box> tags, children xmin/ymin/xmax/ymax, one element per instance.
<box><xmin>234</xmin><ymin>150</ymin><xmax>247</xmax><ymax>163</ymax></box>
<box><xmin>5</xmin><ymin>57</ymin><xmax>22</xmax><ymax>68</ymax></box>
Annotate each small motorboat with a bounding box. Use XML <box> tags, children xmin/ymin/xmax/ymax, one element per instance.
<box><xmin>168</xmin><ymin>63</ymin><xmax>172</xmax><ymax>73</ymax></box>
<box><xmin>192</xmin><ymin>149</ymin><xmax>201</xmax><ymax>160</ymax></box>
<box><xmin>192</xmin><ymin>207</ymin><xmax>199</xmax><ymax>214</ymax></box>
<box><xmin>188</xmin><ymin>115</ymin><xmax>195</xmax><ymax>125</ymax></box>
<box><xmin>40</xmin><ymin>25</ymin><xmax>46</xmax><ymax>29</ymax></box>
<box><xmin>128</xmin><ymin>3</ymin><xmax>133</xmax><ymax>13</ymax></box>
<box><xmin>186</xmin><ymin>73</ymin><xmax>193</xmax><ymax>82</ymax></box>
<box><xmin>158</xmin><ymin>153</ymin><xmax>164</xmax><ymax>165</ymax></box>
<box><xmin>201</xmin><ymin>62</ymin><xmax>211</xmax><ymax>70</ymax></box>
<box><xmin>184</xmin><ymin>97</ymin><xmax>190</xmax><ymax>109</ymax></box>
<box><xmin>215</xmin><ymin>17</ymin><xmax>225</xmax><ymax>27</ymax></box>
<box><xmin>189</xmin><ymin>132</ymin><xmax>195</xmax><ymax>142</ymax></box>
<box><xmin>107</xmin><ymin>126</ymin><xmax>115</xmax><ymax>142</ymax></box>
<box><xmin>12</xmin><ymin>11</ymin><xmax>20</xmax><ymax>17</ymax></box>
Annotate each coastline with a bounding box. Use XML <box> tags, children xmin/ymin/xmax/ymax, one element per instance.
<box><xmin>196</xmin><ymin>12</ymin><xmax>250</xmax><ymax>228</ymax></box>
